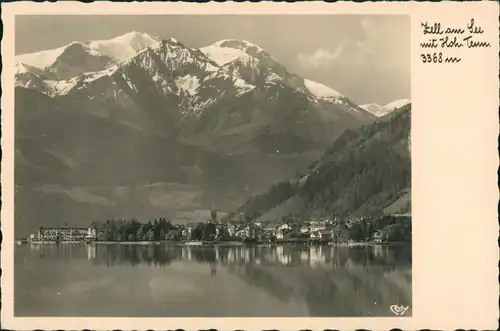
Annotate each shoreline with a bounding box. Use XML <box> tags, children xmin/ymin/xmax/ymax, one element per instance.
<box><xmin>19</xmin><ymin>240</ymin><xmax>410</xmax><ymax>247</ymax></box>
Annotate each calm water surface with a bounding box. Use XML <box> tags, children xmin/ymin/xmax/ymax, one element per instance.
<box><xmin>15</xmin><ymin>244</ymin><xmax>411</xmax><ymax>317</ymax></box>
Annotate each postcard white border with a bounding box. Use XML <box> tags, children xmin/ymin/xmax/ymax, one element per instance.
<box><xmin>2</xmin><ymin>2</ymin><xmax>499</xmax><ymax>330</ymax></box>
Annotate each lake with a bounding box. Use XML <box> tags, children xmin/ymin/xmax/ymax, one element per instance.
<box><xmin>15</xmin><ymin>243</ymin><xmax>412</xmax><ymax>317</ymax></box>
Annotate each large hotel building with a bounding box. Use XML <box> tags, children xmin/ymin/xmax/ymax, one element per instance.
<box><xmin>31</xmin><ymin>226</ymin><xmax>97</xmax><ymax>242</ymax></box>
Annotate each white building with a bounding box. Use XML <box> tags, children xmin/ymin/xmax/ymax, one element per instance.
<box><xmin>310</xmin><ymin>230</ymin><xmax>322</xmax><ymax>240</ymax></box>
<box><xmin>35</xmin><ymin>226</ymin><xmax>97</xmax><ymax>242</ymax></box>
<box><xmin>227</xmin><ymin>224</ymin><xmax>237</xmax><ymax>237</ymax></box>
<box><xmin>372</xmin><ymin>231</ymin><xmax>384</xmax><ymax>243</ymax></box>
<box><xmin>278</xmin><ymin>223</ymin><xmax>291</xmax><ymax>231</ymax></box>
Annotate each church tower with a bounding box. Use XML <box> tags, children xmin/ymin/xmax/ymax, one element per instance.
<box><xmin>210</xmin><ymin>206</ymin><xmax>218</xmax><ymax>223</ymax></box>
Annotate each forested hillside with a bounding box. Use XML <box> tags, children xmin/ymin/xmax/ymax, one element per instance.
<box><xmin>236</xmin><ymin>104</ymin><xmax>411</xmax><ymax>220</ymax></box>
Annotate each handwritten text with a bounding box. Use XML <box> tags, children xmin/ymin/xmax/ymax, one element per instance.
<box><xmin>419</xmin><ymin>18</ymin><xmax>491</xmax><ymax>64</ymax></box>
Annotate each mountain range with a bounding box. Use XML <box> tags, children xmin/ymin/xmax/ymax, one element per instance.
<box><xmin>14</xmin><ymin>32</ymin><xmax>410</xmax><ymax>235</ymax></box>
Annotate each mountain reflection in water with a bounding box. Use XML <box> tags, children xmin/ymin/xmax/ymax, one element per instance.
<box><xmin>15</xmin><ymin>244</ymin><xmax>411</xmax><ymax>317</ymax></box>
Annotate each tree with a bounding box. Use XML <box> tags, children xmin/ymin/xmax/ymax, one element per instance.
<box><xmin>359</xmin><ymin>218</ymin><xmax>374</xmax><ymax>241</ymax></box>
<box><xmin>366</xmin><ymin>221</ymin><xmax>375</xmax><ymax>240</ymax></box>
<box><xmin>348</xmin><ymin>222</ymin><xmax>365</xmax><ymax>242</ymax></box>
<box><xmin>146</xmin><ymin>229</ymin><xmax>155</xmax><ymax>241</ymax></box>
<box><xmin>191</xmin><ymin>225</ymin><xmax>203</xmax><ymax>241</ymax></box>
<box><xmin>202</xmin><ymin>223</ymin><xmax>216</xmax><ymax>241</ymax></box>
<box><xmin>387</xmin><ymin>225</ymin><xmax>402</xmax><ymax>242</ymax></box>
<box><xmin>166</xmin><ymin>230</ymin><xmax>181</xmax><ymax>241</ymax></box>
<box><xmin>128</xmin><ymin>233</ymin><xmax>136</xmax><ymax>241</ymax></box>
<box><xmin>136</xmin><ymin>225</ymin><xmax>145</xmax><ymax>241</ymax></box>
<box><xmin>217</xmin><ymin>226</ymin><xmax>231</xmax><ymax>241</ymax></box>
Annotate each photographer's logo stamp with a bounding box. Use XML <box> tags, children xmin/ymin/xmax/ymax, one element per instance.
<box><xmin>390</xmin><ymin>305</ymin><xmax>410</xmax><ymax>316</ymax></box>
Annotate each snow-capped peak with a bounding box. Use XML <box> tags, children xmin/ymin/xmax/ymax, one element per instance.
<box><xmin>15</xmin><ymin>31</ymin><xmax>159</xmax><ymax>70</ymax></box>
<box><xmin>200</xmin><ymin>39</ymin><xmax>271</xmax><ymax>67</ymax></box>
<box><xmin>16</xmin><ymin>44</ymin><xmax>71</xmax><ymax>69</ymax></box>
<box><xmin>87</xmin><ymin>31</ymin><xmax>159</xmax><ymax>62</ymax></box>
<box><xmin>384</xmin><ymin>98</ymin><xmax>411</xmax><ymax>111</ymax></box>
<box><xmin>304</xmin><ymin>79</ymin><xmax>343</xmax><ymax>99</ymax></box>
<box><xmin>15</xmin><ymin>33</ymin><xmax>362</xmax><ymax>120</ymax></box>
<box><xmin>200</xmin><ymin>44</ymin><xmax>252</xmax><ymax>67</ymax></box>
<box><xmin>202</xmin><ymin>40</ymin><xmax>349</xmax><ymax>105</ymax></box>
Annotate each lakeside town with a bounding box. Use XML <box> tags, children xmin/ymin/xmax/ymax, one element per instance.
<box><xmin>20</xmin><ymin>209</ymin><xmax>411</xmax><ymax>246</ymax></box>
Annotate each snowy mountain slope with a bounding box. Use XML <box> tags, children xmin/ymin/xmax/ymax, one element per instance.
<box><xmin>16</xmin><ymin>44</ymin><xmax>71</xmax><ymax>69</ymax></box>
<box><xmin>15</xmin><ymin>32</ymin><xmax>159</xmax><ymax>79</ymax></box>
<box><xmin>201</xmin><ymin>39</ymin><xmax>372</xmax><ymax>118</ymax></box>
<box><xmin>303</xmin><ymin>79</ymin><xmax>343</xmax><ymax>99</ymax></box>
<box><xmin>360</xmin><ymin>103</ymin><xmax>391</xmax><ymax>117</ymax></box>
<box><xmin>201</xmin><ymin>39</ymin><xmax>307</xmax><ymax>92</ymax></box>
<box><xmin>15</xmin><ymin>32</ymin><xmax>375</xmax><ymax>146</ymax></box>
<box><xmin>15</xmin><ymin>62</ymin><xmax>60</xmax><ymax>95</ymax></box>
<box><xmin>16</xmin><ymin>33</ymin><xmax>373</xmax><ymax>122</ymax></box>
<box><xmin>15</xmin><ymin>62</ymin><xmax>54</xmax><ymax>77</ymax></box>
<box><xmin>200</xmin><ymin>43</ymin><xmax>254</xmax><ymax>67</ymax></box>
<box><xmin>87</xmin><ymin>31</ymin><xmax>159</xmax><ymax>62</ymax></box>
<box><xmin>384</xmin><ymin>98</ymin><xmax>411</xmax><ymax>111</ymax></box>
<box><xmin>361</xmin><ymin>99</ymin><xmax>411</xmax><ymax>117</ymax></box>
<box><xmin>52</xmin><ymin>38</ymin><xmax>258</xmax><ymax>121</ymax></box>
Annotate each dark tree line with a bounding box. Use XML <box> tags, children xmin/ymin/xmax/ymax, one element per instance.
<box><xmin>189</xmin><ymin>222</ymin><xmax>217</xmax><ymax>241</ymax></box>
<box><xmin>92</xmin><ymin>218</ymin><xmax>176</xmax><ymax>242</ymax></box>
<box><xmin>300</xmin><ymin>107</ymin><xmax>411</xmax><ymax>216</ymax></box>
<box><xmin>237</xmin><ymin>180</ymin><xmax>297</xmax><ymax>219</ymax></box>
<box><xmin>347</xmin><ymin>216</ymin><xmax>412</xmax><ymax>243</ymax></box>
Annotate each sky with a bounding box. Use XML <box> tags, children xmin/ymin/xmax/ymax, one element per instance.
<box><xmin>15</xmin><ymin>15</ymin><xmax>410</xmax><ymax>105</ymax></box>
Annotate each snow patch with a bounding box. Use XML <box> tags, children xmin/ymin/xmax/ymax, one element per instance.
<box><xmin>196</xmin><ymin>98</ymin><xmax>217</xmax><ymax>110</ymax></box>
<box><xmin>41</xmin><ymin>65</ymin><xmax>119</xmax><ymax>96</ymax></box>
<box><xmin>15</xmin><ymin>31</ymin><xmax>158</xmax><ymax>70</ymax></box>
<box><xmin>200</xmin><ymin>45</ymin><xmax>252</xmax><ymax>67</ymax></box>
<box><xmin>175</xmin><ymin>74</ymin><xmax>201</xmax><ymax>96</ymax></box>
<box><xmin>151</xmin><ymin>71</ymin><xmax>171</xmax><ymax>95</ymax></box>
<box><xmin>15</xmin><ymin>62</ymin><xmax>30</xmax><ymax>74</ymax></box>
<box><xmin>360</xmin><ymin>103</ymin><xmax>391</xmax><ymax>117</ymax></box>
<box><xmin>384</xmin><ymin>98</ymin><xmax>411</xmax><ymax>111</ymax></box>
<box><xmin>304</xmin><ymin>79</ymin><xmax>343</xmax><ymax>98</ymax></box>
<box><xmin>265</xmin><ymin>72</ymin><xmax>282</xmax><ymax>86</ymax></box>
<box><xmin>360</xmin><ymin>103</ymin><xmax>384</xmax><ymax>111</ymax></box>
<box><xmin>360</xmin><ymin>99</ymin><xmax>410</xmax><ymax>117</ymax></box>
<box><xmin>16</xmin><ymin>45</ymin><xmax>69</xmax><ymax>69</ymax></box>
<box><xmin>204</xmin><ymin>62</ymin><xmax>220</xmax><ymax>72</ymax></box>
<box><xmin>44</xmin><ymin>79</ymin><xmax>75</xmax><ymax>95</ymax></box>
<box><xmin>89</xmin><ymin>32</ymin><xmax>158</xmax><ymax>62</ymax></box>
<box><xmin>213</xmin><ymin>39</ymin><xmax>264</xmax><ymax>53</ymax></box>
<box><xmin>232</xmin><ymin>77</ymin><xmax>256</xmax><ymax>96</ymax></box>
<box><xmin>84</xmin><ymin>66</ymin><xmax>118</xmax><ymax>82</ymax></box>
<box><xmin>121</xmin><ymin>72</ymin><xmax>138</xmax><ymax>93</ymax></box>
